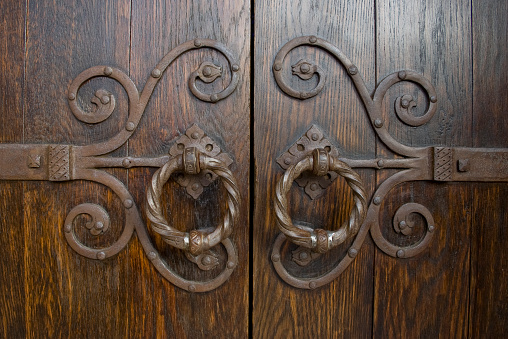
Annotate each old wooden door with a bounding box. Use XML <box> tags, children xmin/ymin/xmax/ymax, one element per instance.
<box><xmin>1</xmin><ymin>0</ymin><xmax>507</xmax><ymax>338</ymax></box>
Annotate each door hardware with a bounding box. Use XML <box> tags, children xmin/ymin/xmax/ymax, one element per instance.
<box><xmin>0</xmin><ymin>39</ymin><xmax>241</xmax><ymax>292</ymax></box>
<box><xmin>271</xmin><ymin>36</ymin><xmax>508</xmax><ymax>289</ymax></box>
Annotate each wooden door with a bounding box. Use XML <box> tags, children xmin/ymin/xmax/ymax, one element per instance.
<box><xmin>253</xmin><ymin>0</ymin><xmax>508</xmax><ymax>337</ymax></box>
<box><xmin>1</xmin><ymin>0</ymin><xmax>507</xmax><ymax>338</ymax></box>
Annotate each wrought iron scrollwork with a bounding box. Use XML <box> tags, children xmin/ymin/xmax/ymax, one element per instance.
<box><xmin>0</xmin><ymin>39</ymin><xmax>241</xmax><ymax>292</ymax></box>
<box><xmin>271</xmin><ymin>35</ymin><xmax>508</xmax><ymax>289</ymax></box>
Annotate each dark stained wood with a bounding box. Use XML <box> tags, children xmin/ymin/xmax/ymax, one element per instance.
<box><xmin>374</xmin><ymin>1</ymin><xmax>473</xmax><ymax>337</ymax></box>
<box><xmin>0</xmin><ymin>0</ymin><xmax>26</xmax><ymax>337</ymax></box>
<box><xmin>469</xmin><ymin>0</ymin><xmax>508</xmax><ymax>336</ymax></box>
<box><xmin>253</xmin><ymin>1</ymin><xmax>377</xmax><ymax>337</ymax></box>
<box><xmin>23</xmin><ymin>1</ymin><xmax>132</xmax><ymax>337</ymax></box>
<box><xmin>127</xmin><ymin>0</ymin><xmax>250</xmax><ymax>337</ymax></box>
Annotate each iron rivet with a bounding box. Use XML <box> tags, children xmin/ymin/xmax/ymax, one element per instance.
<box><xmin>188</xmin><ymin>284</ymin><xmax>196</xmax><ymax>292</ymax></box>
<box><xmin>396</xmin><ymin>249</ymin><xmax>405</xmax><ymax>258</ymax></box>
<box><xmin>191</xmin><ymin>132</ymin><xmax>199</xmax><ymax>139</ymax></box>
<box><xmin>401</xmin><ymin>99</ymin><xmax>410</xmax><ymax>108</ymax></box>
<box><xmin>68</xmin><ymin>93</ymin><xmax>76</xmax><ymax>101</ymax></box>
<box><xmin>210</xmin><ymin>94</ymin><xmax>219</xmax><ymax>102</ymax></box>
<box><xmin>284</xmin><ymin>158</ymin><xmax>291</xmax><ymax>165</ymax></box>
<box><xmin>191</xmin><ymin>183</ymin><xmax>200</xmax><ymax>191</ymax></box>
<box><xmin>151</xmin><ymin>68</ymin><xmax>161</xmax><ymax>78</ymax></box>
<box><xmin>300</xmin><ymin>251</ymin><xmax>309</xmax><ymax>260</ymax></box>
<box><xmin>232</xmin><ymin>64</ymin><xmax>240</xmax><ymax>72</ymax></box>
<box><xmin>271</xmin><ymin>254</ymin><xmax>280</xmax><ymax>262</ymax></box>
<box><xmin>148</xmin><ymin>251</ymin><xmax>157</xmax><ymax>260</ymax></box>
<box><xmin>202</xmin><ymin>66</ymin><xmax>212</xmax><ymax>77</ymax></box>
<box><xmin>428</xmin><ymin>225</ymin><xmax>435</xmax><ymax>233</ymax></box>
<box><xmin>104</xmin><ymin>67</ymin><xmax>113</xmax><ymax>76</ymax></box>
<box><xmin>95</xmin><ymin>221</ymin><xmax>104</xmax><ymax>230</ymax></box>
<box><xmin>374</xmin><ymin>119</ymin><xmax>384</xmax><ymax>128</ymax></box>
<box><xmin>300</xmin><ymin>63</ymin><xmax>310</xmax><ymax>73</ymax></box>
<box><xmin>398</xmin><ymin>70</ymin><xmax>406</xmax><ymax>79</ymax></box>
<box><xmin>124</xmin><ymin>199</ymin><xmax>133</xmax><ymax>209</ymax></box>
<box><xmin>373</xmin><ymin>196</ymin><xmax>381</xmax><ymax>205</ymax></box>
<box><xmin>205</xmin><ymin>173</ymin><xmax>213</xmax><ymax>180</ymax></box>
<box><xmin>309</xmin><ymin>281</ymin><xmax>317</xmax><ymax>289</ymax></box>
<box><xmin>122</xmin><ymin>158</ymin><xmax>131</xmax><ymax>167</ymax></box>
<box><xmin>309</xmin><ymin>36</ymin><xmax>317</xmax><ymax>43</ymax></box>
<box><xmin>311</xmin><ymin>133</ymin><xmax>319</xmax><ymax>141</ymax></box>
<box><xmin>126</xmin><ymin>122</ymin><xmax>136</xmax><ymax>131</ymax></box>
<box><xmin>310</xmin><ymin>183</ymin><xmax>318</xmax><ymax>191</ymax></box>
<box><xmin>97</xmin><ymin>251</ymin><xmax>106</xmax><ymax>260</ymax></box>
<box><xmin>100</xmin><ymin>95</ymin><xmax>110</xmax><ymax>105</ymax></box>
<box><xmin>274</xmin><ymin>63</ymin><xmax>282</xmax><ymax>71</ymax></box>
<box><xmin>348</xmin><ymin>248</ymin><xmax>358</xmax><ymax>258</ymax></box>
<box><xmin>399</xmin><ymin>220</ymin><xmax>407</xmax><ymax>229</ymax></box>
<box><xmin>202</xmin><ymin>256</ymin><xmax>212</xmax><ymax>265</ymax></box>
<box><xmin>430</xmin><ymin>96</ymin><xmax>437</xmax><ymax>103</ymax></box>
<box><xmin>348</xmin><ymin>66</ymin><xmax>358</xmax><ymax>75</ymax></box>
<box><xmin>205</xmin><ymin>144</ymin><xmax>213</xmax><ymax>151</ymax></box>
<box><xmin>64</xmin><ymin>224</ymin><xmax>72</xmax><ymax>233</ymax></box>
<box><xmin>377</xmin><ymin>159</ymin><xmax>385</xmax><ymax>167</ymax></box>
<box><xmin>194</xmin><ymin>39</ymin><xmax>202</xmax><ymax>47</ymax></box>
<box><xmin>227</xmin><ymin>261</ymin><xmax>235</xmax><ymax>269</ymax></box>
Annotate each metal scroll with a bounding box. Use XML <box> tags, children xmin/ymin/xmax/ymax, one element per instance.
<box><xmin>0</xmin><ymin>39</ymin><xmax>241</xmax><ymax>292</ymax></box>
<box><xmin>271</xmin><ymin>36</ymin><xmax>508</xmax><ymax>289</ymax></box>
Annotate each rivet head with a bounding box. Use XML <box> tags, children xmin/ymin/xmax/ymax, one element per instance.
<box><xmin>126</xmin><ymin>122</ymin><xmax>135</xmax><ymax>131</ymax></box>
<box><xmin>274</xmin><ymin>63</ymin><xmax>282</xmax><ymax>71</ymax></box>
<box><xmin>348</xmin><ymin>66</ymin><xmax>358</xmax><ymax>75</ymax></box>
<box><xmin>299</xmin><ymin>251</ymin><xmax>309</xmax><ymax>260</ymax></box>
<box><xmin>100</xmin><ymin>95</ymin><xmax>110</xmax><ymax>105</ymax></box>
<box><xmin>232</xmin><ymin>64</ymin><xmax>240</xmax><ymax>72</ymax></box>
<box><xmin>271</xmin><ymin>254</ymin><xmax>280</xmax><ymax>262</ymax></box>
<box><xmin>401</xmin><ymin>99</ymin><xmax>410</xmax><ymax>108</ymax></box>
<box><xmin>284</xmin><ymin>158</ymin><xmax>292</xmax><ymax>165</ymax></box>
<box><xmin>373</xmin><ymin>196</ymin><xmax>381</xmax><ymax>205</ymax></box>
<box><xmin>124</xmin><ymin>199</ymin><xmax>133</xmax><ymax>209</ymax></box>
<box><xmin>122</xmin><ymin>158</ymin><xmax>131</xmax><ymax>168</ymax></box>
<box><xmin>374</xmin><ymin>119</ymin><xmax>384</xmax><ymax>128</ymax></box>
<box><xmin>309</xmin><ymin>36</ymin><xmax>317</xmax><ymax>43</ymax></box>
<box><xmin>310</xmin><ymin>183</ymin><xmax>318</xmax><ymax>191</ymax></box>
<box><xmin>428</xmin><ymin>225</ymin><xmax>435</xmax><ymax>233</ymax></box>
<box><xmin>194</xmin><ymin>39</ymin><xmax>202</xmax><ymax>47</ymax></box>
<box><xmin>311</xmin><ymin>133</ymin><xmax>319</xmax><ymax>141</ymax></box>
<box><xmin>396</xmin><ymin>249</ymin><xmax>405</xmax><ymax>258</ymax></box>
<box><xmin>68</xmin><ymin>93</ymin><xmax>76</xmax><ymax>101</ymax></box>
<box><xmin>202</xmin><ymin>256</ymin><xmax>212</xmax><ymax>265</ymax></box>
<box><xmin>95</xmin><ymin>221</ymin><xmax>104</xmax><ymax>230</ymax></box>
<box><xmin>210</xmin><ymin>94</ymin><xmax>219</xmax><ymax>102</ymax></box>
<box><xmin>227</xmin><ymin>261</ymin><xmax>235</xmax><ymax>269</ymax></box>
<box><xmin>191</xmin><ymin>132</ymin><xmax>199</xmax><ymax>139</ymax></box>
<box><xmin>430</xmin><ymin>96</ymin><xmax>437</xmax><ymax>103</ymax></box>
<box><xmin>148</xmin><ymin>251</ymin><xmax>157</xmax><ymax>260</ymax></box>
<box><xmin>399</xmin><ymin>220</ymin><xmax>407</xmax><ymax>229</ymax></box>
<box><xmin>377</xmin><ymin>159</ymin><xmax>385</xmax><ymax>167</ymax></box>
<box><xmin>188</xmin><ymin>284</ymin><xmax>196</xmax><ymax>292</ymax></box>
<box><xmin>309</xmin><ymin>281</ymin><xmax>317</xmax><ymax>289</ymax></box>
<box><xmin>97</xmin><ymin>251</ymin><xmax>106</xmax><ymax>260</ymax></box>
<box><xmin>348</xmin><ymin>248</ymin><xmax>358</xmax><ymax>258</ymax></box>
<box><xmin>398</xmin><ymin>70</ymin><xmax>407</xmax><ymax>79</ymax></box>
<box><xmin>191</xmin><ymin>183</ymin><xmax>200</xmax><ymax>191</ymax></box>
<box><xmin>300</xmin><ymin>63</ymin><xmax>311</xmax><ymax>73</ymax></box>
<box><xmin>64</xmin><ymin>224</ymin><xmax>72</xmax><ymax>233</ymax></box>
<box><xmin>202</xmin><ymin>66</ymin><xmax>212</xmax><ymax>77</ymax></box>
<box><xmin>104</xmin><ymin>67</ymin><xmax>113</xmax><ymax>76</ymax></box>
<box><xmin>151</xmin><ymin>68</ymin><xmax>161</xmax><ymax>78</ymax></box>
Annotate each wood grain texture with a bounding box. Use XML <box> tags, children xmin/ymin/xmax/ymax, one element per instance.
<box><xmin>469</xmin><ymin>0</ymin><xmax>508</xmax><ymax>336</ymax></box>
<box><xmin>23</xmin><ymin>1</ymin><xmax>131</xmax><ymax>337</ymax></box>
<box><xmin>127</xmin><ymin>0</ymin><xmax>250</xmax><ymax>337</ymax></box>
<box><xmin>0</xmin><ymin>1</ymin><xmax>26</xmax><ymax>336</ymax></box>
<box><xmin>374</xmin><ymin>1</ymin><xmax>473</xmax><ymax>337</ymax></box>
<box><xmin>253</xmin><ymin>1</ymin><xmax>377</xmax><ymax>337</ymax></box>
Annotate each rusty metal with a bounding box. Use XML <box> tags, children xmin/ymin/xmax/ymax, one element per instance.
<box><xmin>271</xmin><ymin>35</ymin><xmax>508</xmax><ymax>289</ymax></box>
<box><xmin>0</xmin><ymin>39</ymin><xmax>240</xmax><ymax>292</ymax></box>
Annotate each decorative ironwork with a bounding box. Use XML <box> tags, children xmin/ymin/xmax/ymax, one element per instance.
<box><xmin>0</xmin><ymin>39</ymin><xmax>241</xmax><ymax>292</ymax></box>
<box><xmin>271</xmin><ymin>35</ymin><xmax>508</xmax><ymax>289</ymax></box>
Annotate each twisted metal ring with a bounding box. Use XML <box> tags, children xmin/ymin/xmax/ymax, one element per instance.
<box><xmin>274</xmin><ymin>148</ymin><xmax>368</xmax><ymax>253</ymax></box>
<box><xmin>146</xmin><ymin>147</ymin><xmax>240</xmax><ymax>255</ymax></box>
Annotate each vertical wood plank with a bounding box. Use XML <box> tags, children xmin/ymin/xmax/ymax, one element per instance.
<box><xmin>470</xmin><ymin>0</ymin><xmax>508</xmax><ymax>336</ymax></box>
<box><xmin>23</xmin><ymin>1</ymin><xmax>132</xmax><ymax>337</ymax></box>
<box><xmin>254</xmin><ymin>1</ymin><xmax>376</xmax><ymax>337</ymax></box>
<box><xmin>128</xmin><ymin>0</ymin><xmax>250</xmax><ymax>337</ymax></box>
<box><xmin>0</xmin><ymin>0</ymin><xmax>26</xmax><ymax>337</ymax></box>
<box><xmin>374</xmin><ymin>1</ymin><xmax>472</xmax><ymax>337</ymax></box>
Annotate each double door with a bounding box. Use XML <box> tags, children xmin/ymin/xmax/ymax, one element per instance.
<box><xmin>0</xmin><ymin>0</ymin><xmax>507</xmax><ymax>337</ymax></box>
